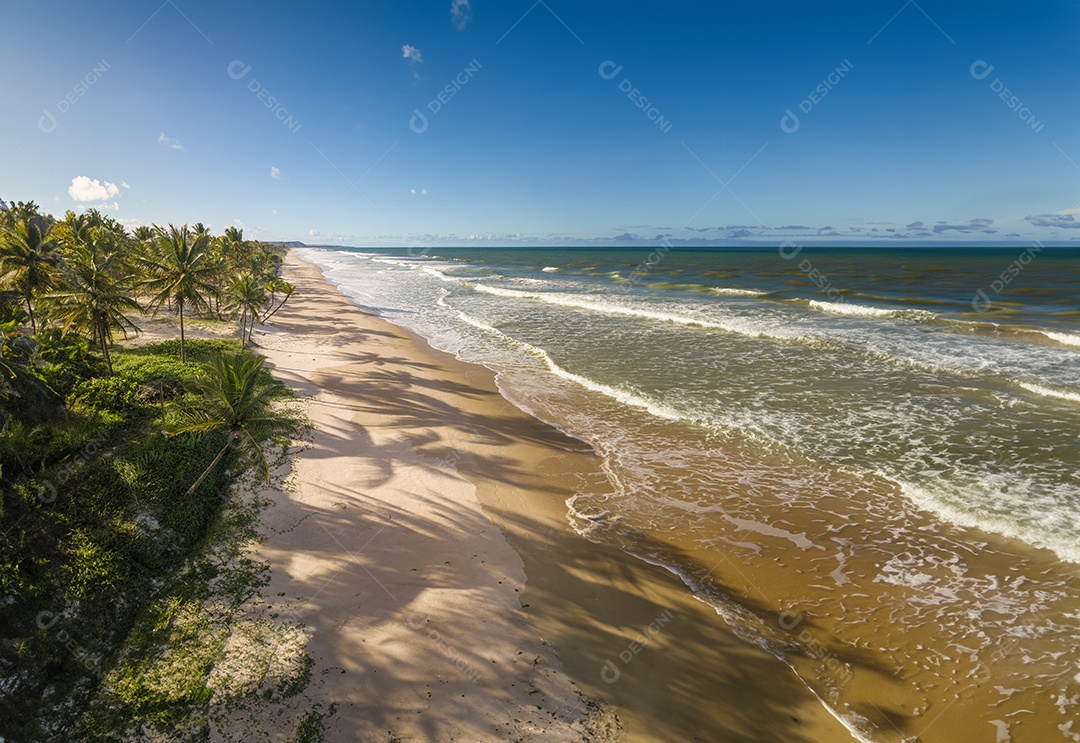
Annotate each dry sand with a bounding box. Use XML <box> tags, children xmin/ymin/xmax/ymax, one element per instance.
<box><xmin>241</xmin><ymin>252</ymin><xmax>856</xmax><ymax>742</ymax></box>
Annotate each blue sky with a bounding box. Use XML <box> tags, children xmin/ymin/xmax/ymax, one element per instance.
<box><xmin>2</xmin><ymin>0</ymin><xmax>1079</xmax><ymax>246</ymax></box>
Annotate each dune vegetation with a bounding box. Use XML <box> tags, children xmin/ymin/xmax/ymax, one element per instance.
<box><xmin>0</xmin><ymin>201</ymin><xmax>313</xmax><ymax>741</ymax></box>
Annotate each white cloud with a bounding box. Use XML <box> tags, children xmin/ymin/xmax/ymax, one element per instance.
<box><xmin>68</xmin><ymin>176</ymin><xmax>121</xmax><ymax>202</ymax></box>
<box><xmin>410</xmin><ymin>188</ymin><xmax>429</xmax><ymax>196</ymax></box>
<box><xmin>270</xmin><ymin>166</ymin><xmax>282</xmax><ymax>180</ymax></box>
<box><xmin>272</xmin><ymin>209</ymin><xmax>279</xmax><ymax>215</ymax></box>
<box><xmin>120</xmin><ymin>181</ymin><xmax>130</xmax><ymax>189</ymax></box>
<box><xmin>252</xmin><ymin>226</ymin><xmax>268</xmax><ymax>234</ymax></box>
<box><xmin>233</xmin><ymin>218</ymin><xmax>245</xmax><ymax>228</ymax></box>
<box><xmin>157</xmin><ymin>132</ymin><xmax>184</xmax><ymax>150</ymax></box>
<box><xmin>451</xmin><ymin>0</ymin><xmax>472</xmax><ymax>30</ymax></box>
<box><xmin>308</xmin><ymin>228</ymin><xmax>321</xmax><ymax>237</ymax></box>
<box><xmin>402</xmin><ymin>44</ymin><xmax>423</xmax><ymax>63</ymax></box>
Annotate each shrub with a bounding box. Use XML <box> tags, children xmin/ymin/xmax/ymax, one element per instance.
<box><xmin>137</xmin><ymin>338</ymin><xmax>241</xmax><ymax>362</ymax></box>
<box><xmin>69</xmin><ymin>376</ymin><xmax>141</xmax><ymax>413</ymax></box>
<box><xmin>36</xmin><ymin>331</ymin><xmax>104</xmax><ymax>397</ymax></box>
<box><xmin>110</xmin><ymin>355</ymin><xmax>200</xmax><ymax>386</ymax></box>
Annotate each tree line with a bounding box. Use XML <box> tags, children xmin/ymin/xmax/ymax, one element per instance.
<box><xmin>0</xmin><ymin>200</ymin><xmax>293</xmax><ymax>371</ymax></box>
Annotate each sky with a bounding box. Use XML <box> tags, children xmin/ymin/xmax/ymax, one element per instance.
<box><xmin>2</xmin><ymin>0</ymin><xmax>1079</xmax><ymax>247</ymax></box>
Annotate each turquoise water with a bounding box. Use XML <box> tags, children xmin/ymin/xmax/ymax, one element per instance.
<box><xmin>298</xmin><ymin>245</ymin><xmax>1080</xmax><ymax>739</ymax></box>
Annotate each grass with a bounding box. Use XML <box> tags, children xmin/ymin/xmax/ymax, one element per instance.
<box><xmin>0</xmin><ymin>336</ymin><xmax>314</xmax><ymax>741</ymax></box>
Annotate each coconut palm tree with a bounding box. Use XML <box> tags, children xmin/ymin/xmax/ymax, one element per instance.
<box><xmin>141</xmin><ymin>225</ymin><xmax>218</xmax><ymax>362</ymax></box>
<box><xmin>224</xmin><ymin>273</ymin><xmax>268</xmax><ymax>349</ymax></box>
<box><xmin>50</xmin><ymin>243</ymin><xmax>140</xmax><ymax>374</ymax></box>
<box><xmin>0</xmin><ymin>216</ymin><xmax>59</xmax><ymax>332</ymax></box>
<box><xmin>166</xmin><ymin>351</ymin><xmax>287</xmax><ymax>497</ymax></box>
<box><xmin>260</xmin><ymin>278</ymin><xmax>295</xmax><ymax>323</ymax></box>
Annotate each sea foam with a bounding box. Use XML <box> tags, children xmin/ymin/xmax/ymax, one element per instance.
<box><xmin>1041</xmin><ymin>330</ymin><xmax>1080</xmax><ymax>348</ymax></box>
<box><xmin>1018</xmin><ymin>382</ymin><xmax>1080</xmax><ymax>404</ymax></box>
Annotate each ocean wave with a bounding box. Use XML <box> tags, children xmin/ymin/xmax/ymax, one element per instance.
<box><xmin>709</xmin><ymin>287</ymin><xmax>767</xmax><ymax>297</ymax></box>
<box><xmin>444</xmin><ymin>301</ymin><xmax>697</xmax><ymax>424</ymax></box>
<box><xmin>1018</xmin><ymin>382</ymin><xmax>1080</xmax><ymax>404</ymax></box>
<box><xmin>1040</xmin><ymin>330</ymin><xmax>1080</xmax><ymax>348</ymax></box>
<box><xmin>542</xmin><ymin>266</ymin><xmax>559</xmax><ymax>272</ymax></box>
<box><xmin>808</xmin><ymin>300</ymin><xmax>935</xmax><ymax>320</ymax></box>
<box><xmin>537</xmin><ymin>350</ymin><xmax>685</xmax><ymax>422</ymax></box>
<box><xmin>472</xmin><ymin>284</ymin><xmax>802</xmax><ymax>342</ymax></box>
<box><xmin>422</xmin><ymin>266</ymin><xmax>462</xmax><ymax>282</ymax></box>
<box><xmin>850</xmin><ymin>292</ymin><xmax>961</xmax><ymax>308</ymax></box>
<box><xmin>887</xmin><ymin>477</ymin><xmax>1080</xmax><ymax>565</ymax></box>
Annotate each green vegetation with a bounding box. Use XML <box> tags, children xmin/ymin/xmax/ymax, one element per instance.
<box><xmin>0</xmin><ymin>201</ymin><xmax>313</xmax><ymax>740</ymax></box>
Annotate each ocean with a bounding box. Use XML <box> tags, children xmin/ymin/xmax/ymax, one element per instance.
<box><xmin>297</xmin><ymin>245</ymin><xmax>1080</xmax><ymax>741</ymax></box>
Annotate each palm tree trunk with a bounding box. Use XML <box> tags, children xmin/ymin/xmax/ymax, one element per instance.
<box><xmin>260</xmin><ymin>294</ymin><xmax>291</xmax><ymax>323</ymax></box>
<box><xmin>25</xmin><ymin>296</ymin><xmax>36</xmax><ymax>333</ymax></box>
<box><xmin>239</xmin><ymin>309</ymin><xmax>247</xmax><ymax>350</ymax></box>
<box><xmin>184</xmin><ymin>435</ymin><xmax>234</xmax><ymax>498</ymax></box>
<box><xmin>100</xmin><ymin>323</ymin><xmax>113</xmax><ymax>375</ymax></box>
<box><xmin>178</xmin><ymin>297</ymin><xmax>186</xmax><ymax>363</ymax></box>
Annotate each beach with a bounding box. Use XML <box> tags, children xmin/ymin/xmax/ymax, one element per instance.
<box><xmin>245</xmin><ymin>251</ymin><xmax>857</xmax><ymax>741</ymax></box>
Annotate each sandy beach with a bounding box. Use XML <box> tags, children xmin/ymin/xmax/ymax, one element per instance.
<box><xmin>239</xmin><ymin>251</ymin><xmax>856</xmax><ymax>742</ymax></box>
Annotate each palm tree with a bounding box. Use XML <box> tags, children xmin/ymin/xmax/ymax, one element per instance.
<box><xmin>222</xmin><ymin>225</ymin><xmax>243</xmax><ymax>247</ymax></box>
<box><xmin>0</xmin><ymin>216</ymin><xmax>59</xmax><ymax>332</ymax></box>
<box><xmin>224</xmin><ymin>274</ymin><xmax>268</xmax><ymax>349</ymax></box>
<box><xmin>166</xmin><ymin>351</ymin><xmax>287</xmax><ymax>497</ymax></box>
<box><xmin>260</xmin><ymin>278</ymin><xmax>295</xmax><ymax>323</ymax></box>
<box><xmin>141</xmin><ymin>225</ymin><xmax>218</xmax><ymax>362</ymax></box>
<box><xmin>50</xmin><ymin>243</ymin><xmax>140</xmax><ymax>374</ymax></box>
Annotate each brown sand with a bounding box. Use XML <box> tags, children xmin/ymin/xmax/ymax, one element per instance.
<box><xmin>243</xmin><ymin>252</ymin><xmax>856</xmax><ymax>741</ymax></box>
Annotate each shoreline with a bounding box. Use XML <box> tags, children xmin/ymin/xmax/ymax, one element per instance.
<box><xmin>246</xmin><ymin>251</ymin><xmax>855</xmax><ymax>741</ymax></box>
